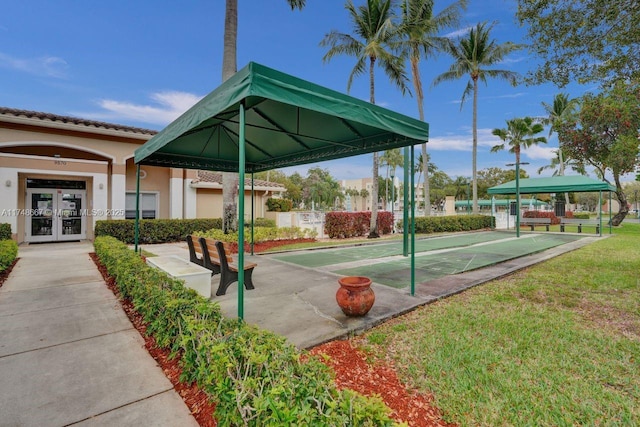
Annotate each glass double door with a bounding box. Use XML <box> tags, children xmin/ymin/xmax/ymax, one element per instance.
<box><xmin>26</xmin><ymin>189</ymin><xmax>86</xmax><ymax>242</ymax></box>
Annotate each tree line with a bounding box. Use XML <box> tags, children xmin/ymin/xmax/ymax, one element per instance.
<box><xmin>222</xmin><ymin>0</ymin><xmax>639</xmax><ymax>229</ymax></box>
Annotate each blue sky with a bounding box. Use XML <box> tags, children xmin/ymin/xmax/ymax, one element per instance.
<box><xmin>1</xmin><ymin>0</ymin><xmax>610</xmax><ymax>182</ymax></box>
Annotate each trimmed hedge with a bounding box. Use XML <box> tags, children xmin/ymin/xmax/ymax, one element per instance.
<box><xmin>325</xmin><ymin>211</ymin><xmax>393</xmax><ymax>238</ymax></box>
<box><xmin>572</xmin><ymin>213</ymin><xmax>590</xmax><ymax>219</ymax></box>
<box><xmin>0</xmin><ymin>239</ymin><xmax>18</xmax><ymax>272</ymax></box>
<box><xmin>398</xmin><ymin>215</ymin><xmax>494</xmax><ymax>234</ymax></box>
<box><xmin>95</xmin><ymin>218</ymin><xmax>222</xmax><ymax>244</ymax></box>
<box><xmin>266</xmin><ymin>198</ymin><xmax>293</xmax><ymax>212</ymax></box>
<box><xmin>0</xmin><ymin>223</ymin><xmax>11</xmax><ymax>241</ymax></box>
<box><xmin>94</xmin><ymin>236</ymin><xmax>394</xmax><ymax>425</ymax></box>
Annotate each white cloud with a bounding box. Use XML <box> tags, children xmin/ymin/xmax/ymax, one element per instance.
<box><xmin>522</xmin><ymin>144</ymin><xmax>556</xmax><ymax>161</ymax></box>
<box><xmin>429</xmin><ymin>127</ymin><xmax>497</xmax><ymax>151</ymax></box>
<box><xmin>0</xmin><ymin>52</ymin><xmax>68</xmax><ymax>78</ymax></box>
<box><xmin>445</xmin><ymin>26</ymin><xmax>472</xmax><ymax>38</ymax></box>
<box><xmin>77</xmin><ymin>91</ymin><xmax>203</xmax><ymax>126</ymax></box>
<box><xmin>484</xmin><ymin>92</ymin><xmax>526</xmax><ymax>100</ymax></box>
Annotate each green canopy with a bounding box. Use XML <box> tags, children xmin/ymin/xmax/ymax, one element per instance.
<box><xmin>455</xmin><ymin>198</ymin><xmax>549</xmax><ymax>207</ymax></box>
<box><xmin>487</xmin><ymin>175</ymin><xmax>615</xmax><ymax>195</ymax></box>
<box><xmin>133</xmin><ymin>62</ymin><xmax>429</xmax><ymax>319</ymax></box>
<box><xmin>135</xmin><ymin>62</ymin><xmax>429</xmax><ymax>171</ymax></box>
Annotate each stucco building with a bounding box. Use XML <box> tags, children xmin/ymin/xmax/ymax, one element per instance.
<box><xmin>0</xmin><ymin>107</ymin><xmax>284</xmax><ymax>243</ymax></box>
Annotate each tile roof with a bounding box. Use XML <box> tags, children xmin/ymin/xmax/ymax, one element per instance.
<box><xmin>0</xmin><ymin>106</ymin><xmax>158</xmax><ymax>136</ymax></box>
<box><xmin>193</xmin><ymin>171</ymin><xmax>285</xmax><ymax>189</ymax></box>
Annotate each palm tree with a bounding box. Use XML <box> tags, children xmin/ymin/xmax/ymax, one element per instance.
<box><xmin>321</xmin><ymin>0</ymin><xmax>409</xmax><ymax>238</ymax></box>
<box><xmin>396</xmin><ymin>0</ymin><xmax>467</xmax><ymax>216</ymax></box>
<box><xmin>221</xmin><ymin>0</ymin><xmax>305</xmax><ymax>232</ymax></box>
<box><xmin>379</xmin><ymin>148</ymin><xmax>403</xmax><ymax>208</ymax></box>
<box><xmin>537</xmin><ymin>149</ymin><xmax>586</xmax><ymax>176</ymax></box>
<box><xmin>540</xmin><ymin>93</ymin><xmax>577</xmax><ymax>204</ymax></box>
<box><xmin>414</xmin><ymin>152</ymin><xmax>436</xmax><ymax>202</ymax></box>
<box><xmin>491</xmin><ymin>116</ymin><xmax>547</xmax><ymax>170</ymax></box>
<box><xmin>434</xmin><ymin>21</ymin><xmax>521</xmax><ymax>214</ymax></box>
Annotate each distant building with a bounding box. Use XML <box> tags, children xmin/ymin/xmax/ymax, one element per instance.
<box><xmin>0</xmin><ymin>107</ymin><xmax>284</xmax><ymax>243</ymax></box>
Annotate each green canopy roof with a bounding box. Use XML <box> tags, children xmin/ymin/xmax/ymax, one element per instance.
<box><xmin>455</xmin><ymin>198</ymin><xmax>549</xmax><ymax>207</ymax></box>
<box><xmin>134</xmin><ymin>62</ymin><xmax>429</xmax><ymax>172</ymax></box>
<box><xmin>487</xmin><ymin>175</ymin><xmax>615</xmax><ymax>195</ymax></box>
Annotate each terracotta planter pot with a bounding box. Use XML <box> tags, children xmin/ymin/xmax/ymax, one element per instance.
<box><xmin>336</xmin><ymin>276</ymin><xmax>375</xmax><ymax>316</ymax></box>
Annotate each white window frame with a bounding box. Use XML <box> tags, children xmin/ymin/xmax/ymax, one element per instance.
<box><xmin>125</xmin><ymin>191</ymin><xmax>159</xmax><ymax>220</ymax></box>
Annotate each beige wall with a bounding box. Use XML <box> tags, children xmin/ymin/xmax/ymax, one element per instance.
<box><xmin>0</xmin><ymin>126</ymin><xmax>144</xmax><ymax>164</ymax></box>
<box><xmin>196</xmin><ymin>189</ymin><xmax>223</xmax><ymax>218</ymax></box>
<box><xmin>125</xmin><ymin>159</ymin><xmax>171</xmax><ymax>219</ymax></box>
<box><xmin>195</xmin><ymin>188</ymin><xmax>269</xmax><ymax>220</ymax></box>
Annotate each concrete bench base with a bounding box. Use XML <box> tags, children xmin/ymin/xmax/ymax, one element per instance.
<box><xmin>146</xmin><ymin>255</ymin><xmax>212</xmax><ymax>298</ymax></box>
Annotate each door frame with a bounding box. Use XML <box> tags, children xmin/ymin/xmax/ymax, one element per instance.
<box><xmin>25</xmin><ymin>188</ymin><xmax>87</xmax><ymax>243</ymax></box>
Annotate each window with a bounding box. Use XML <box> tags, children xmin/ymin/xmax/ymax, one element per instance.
<box><xmin>125</xmin><ymin>192</ymin><xmax>158</xmax><ymax>219</ymax></box>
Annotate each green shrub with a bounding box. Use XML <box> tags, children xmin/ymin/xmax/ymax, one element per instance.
<box><xmin>94</xmin><ymin>236</ymin><xmax>395</xmax><ymax>425</ymax></box>
<box><xmin>398</xmin><ymin>214</ymin><xmax>494</xmax><ymax>234</ymax></box>
<box><xmin>572</xmin><ymin>213</ymin><xmax>591</xmax><ymax>219</ymax></box>
<box><xmin>95</xmin><ymin>218</ymin><xmax>222</xmax><ymax>244</ymax></box>
<box><xmin>0</xmin><ymin>239</ymin><xmax>18</xmax><ymax>272</ymax></box>
<box><xmin>0</xmin><ymin>223</ymin><xmax>11</xmax><ymax>241</ymax></box>
<box><xmin>246</xmin><ymin>217</ymin><xmax>276</xmax><ymax>228</ymax></box>
<box><xmin>266</xmin><ymin>198</ymin><xmax>293</xmax><ymax>212</ymax></box>
<box><xmin>196</xmin><ymin>226</ymin><xmax>316</xmax><ymax>245</ymax></box>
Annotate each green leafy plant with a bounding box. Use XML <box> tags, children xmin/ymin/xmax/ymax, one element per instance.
<box><xmin>0</xmin><ymin>223</ymin><xmax>12</xmax><ymax>241</ymax></box>
<box><xmin>94</xmin><ymin>236</ymin><xmax>395</xmax><ymax>425</ymax></box>
<box><xmin>95</xmin><ymin>218</ymin><xmax>222</xmax><ymax>244</ymax></box>
<box><xmin>266</xmin><ymin>198</ymin><xmax>293</xmax><ymax>212</ymax></box>
<box><xmin>398</xmin><ymin>214</ymin><xmax>494</xmax><ymax>234</ymax></box>
<box><xmin>0</xmin><ymin>239</ymin><xmax>18</xmax><ymax>272</ymax></box>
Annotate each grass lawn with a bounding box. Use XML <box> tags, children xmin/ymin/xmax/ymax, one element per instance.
<box><xmin>358</xmin><ymin>222</ymin><xmax>640</xmax><ymax>426</ymax></box>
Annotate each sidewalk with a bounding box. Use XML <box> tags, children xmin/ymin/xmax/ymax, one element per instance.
<box><xmin>0</xmin><ymin>242</ymin><xmax>198</xmax><ymax>427</ymax></box>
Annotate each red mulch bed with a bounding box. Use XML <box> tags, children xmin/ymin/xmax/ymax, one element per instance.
<box><xmin>90</xmin><ymin>238</ymin><xmax>454</xmax><ymax>426</ymax></box>
<box><xmin>89</xmin><ymin>253</ymin><xmax>218</xmax><ymax>427</ymax></box>
<box><xmin>309</xmin><ymin>340</ymin><xmax>456</xmax><ymax>427</ymax></box>
<box><xmin>232</xmin><ymin>238</ymin><xmax>316</xmax><ymax>253</ymax></box>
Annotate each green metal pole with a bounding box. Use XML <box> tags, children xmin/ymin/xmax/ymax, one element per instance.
<box><xmin>403</xmin><ymin>146</ymin><xmax>409</xmax><ymax>257</ymax></box>
<box><xmin>134</xmin><ymin>164</ymin><xmax>140</xmax><ymax>253</ymax></box>
<box><xmin>238</xmin><ymin>102</ymin><xmax>246</xmax><ymax>320</ymax></box>
<box><xmin>410</xmin><ymin>146</ymin><xmax>415</xmax><ymax>296</ymax></box>
<box><xmin>598</xmin><ymin>190</ymin><xmax>602</xmax><ymax>236</ymax></box>
<box><xmin>515</xmin><ymin>162</ymin><xmax>521</xmax><ymax>238</ymax></box>
<box><xmin>251</xmin><ymin>172</ymin><xmax>254</xmax><ymax>255</ymax></box>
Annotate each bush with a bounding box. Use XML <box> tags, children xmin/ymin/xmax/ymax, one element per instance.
<box><xmin>0</xmin><ymin>223</ymin><xmax>11</xmax><ymax>241</ymax></box>
<box><xmin>266</xmin><ymin>198</ymin><xmax>293</xmax><ymax>212</ymax></box>
<box><xmin>572</xmin><ymin>213</ymin><xmax>590</xmax><ymax>219</ymax></box>
<box><xmin>247</xmin><ymin>217</ymin><xmax>276</xmax><ymax>228</ymax></box>
<box><xmin>95</xmin><ymin>218</ymin><xmax>222</xmax><ymax>244</ymax></box>
<box><xmin>522</xmin><ymin>211</ymin><xmax>560</xmax><ymax>225</ymax></box>
<box><xmin>398</xmin><ymin>215</ymin><xmax>494</xmax><ymax>234</ymax></box>
<box><xmin>0</xmin><ymin>239</ymin><xmax>18</xmax><ymax>272</ymax></box>
<box><xmin>195</xmin><ymin>226</ymin><xmax>317</xmax><ymax>252</ymax></box>
<box><xmin>325</xmin><ymin>211</ymin><xmax>394</xmax><ymax>238</ymax></box>
<box><xmin>94</xmin><ymin>236</ymin><xmax>394</xmax><ymax>425</ymax></box>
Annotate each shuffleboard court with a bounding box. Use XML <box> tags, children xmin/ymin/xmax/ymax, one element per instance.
<box><xmin>335</xmin><ymin>233</ymin><xmax>584</xmax><ymax>288</ymax></box>
<box><xmin>273</xmin><ymin>231</ymin><xmax>510</xmax><ymax>268</ymax></box>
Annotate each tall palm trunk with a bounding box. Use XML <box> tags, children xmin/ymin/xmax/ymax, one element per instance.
<box><xmin>369</xmin><ymin>56</ymin><xmax>379</xmax><ymax>238</ymax></box>
<box><xmin>410</xmin><ymin>49</ymin><xmax>430</xmax><ymax>217</ymax></box>
<box><xmin>222</xmin><ymin>0</ymin><xmax>239</xmax><ymax>233</ymax></box>
<box><xmin>472</xmin><ymin>76</ymin><xmax>479</xmax><ymax>213</ymax></box>
<box><xmin>558</xmin><ymin>148</ymin><xmax>570</xmax><ymax>205</ymax></box>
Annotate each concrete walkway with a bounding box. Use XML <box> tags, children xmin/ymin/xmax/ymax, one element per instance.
<box><xmin>0</xmin><ymin>242</ymin><xmax>198</xmax><ymax>427</ymax></box>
